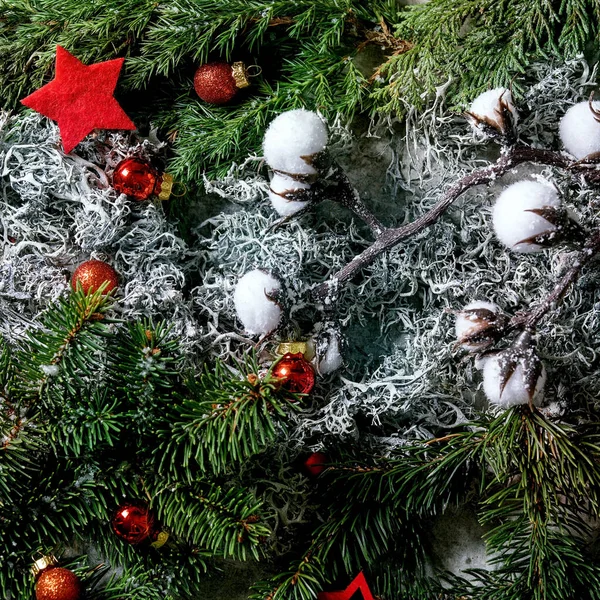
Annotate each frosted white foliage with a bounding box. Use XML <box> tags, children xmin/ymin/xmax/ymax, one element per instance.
<box><xmin>455</xmin><ymin>300</ymin><xmax>500</xmax><ymax>351</ymax></box>
<box><xmin>559</xmin><ymin>101</ymin><xmax>600</xmax><ymax>159</ymax></box>
<box><xmin>315</xmin><ymin>334</ymin><xmax>343</xmax><ymax>375</ymax></box>
<box><xmin>469</xmin><ymin>87</ymin><xmax>517</xmax><ymax>131</ymax></box>
<box><xmin>268</xmin><ymin>173</ymin><xmax>312</xmax><ymax>217</ymax></box>
<box><xmin>492</xmin><ymin>180</ymin><xmax>560</xmax><ymax>253</ymax></box>
<box><xmin>263</xmin><ymin>109</ymin><xmax>328</xmax><ymax>176</ymax></box>
<box><xmin>233</xmin><ymin>269</ymin><xmax>282</xmax><ymax>335</ymax></box>
<box><xmin>0</xmin><ymin>112</ymin><xmax>201</xmax><ymax>353</ymax></box>
<box><xmin>481</xmin><ymin>354</ymin><xmax>547</xmax><ymax>408</ymax></box>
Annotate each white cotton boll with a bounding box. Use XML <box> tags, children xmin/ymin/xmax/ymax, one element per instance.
<box><xmin>482</xmin><ymin>354</ymin><xmax>546</xmax><ymax>408</ymax></box>
<box><xmin>263</xmin><ymin>109</ymin><xmax>328</xmax><ymax>176</ymax></box>
<box><xmin>455</xmin><ymin>301</ymin><xmax>502</xmax><ymax>351</ymax></box>
<box><xmin>559</xmin><ymin>101</ymin><xmax>600</xmax><ymax>159</ymax></box>
<box><xmin>469</xmin><ymin>87</ymin><xmax>517</xmax><ymax>132</ymax></box>
<box><xmin>234</xmin><ymin>270</ymin><xmax>282</xmax><ymax>336</ymax></box>
<box><xmin>268</xmin><ymin>173</ymin><xmax>312</xmax><ymax>217</ymax></box>
<box><xmin>492</xmin><ymin>180</ymin><xmax>560</xmax><ymax>253</ymax></box>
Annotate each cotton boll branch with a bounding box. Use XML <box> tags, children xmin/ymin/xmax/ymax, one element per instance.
<box><xmin>311</xmin><ymin>145</ymin><xmax>590</xmax><ymax>304</ymax></box>
<box><xmin>315</xmin><ymin>160</ymin><xmax>386</xmax><ymax>237</ymax></box>
<box><xmin>509</xmin><ymin>229</ymin><xmax>600</xmax><ymax>332</ymax></box>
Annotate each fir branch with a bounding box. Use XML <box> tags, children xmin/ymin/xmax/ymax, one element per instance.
<box><xmin>153</xmin><ymin>481</ymin><xmax>270</xmax><ymax>561</ymax></box>
<box><xmin>54</xmin><ymin>389</ymin><xmax>124</xmax><ymax>456</ymax></box>
<box><xmin>11</xmin><ymin>287</ymin><xmax>114</xmax><ymax>404</ymax></box>
<box><xmin>0</xmin><ymin>0</ymin><xmax>159</xmax><ymax>106</ymax></box>
<box><xmin>159</xmin><ymin>354</ymin><xmax>302</xmax><ymax>475</ymax></box>
<box><xmin>249</xmin><ymin>552</ymin><xmax>327</xmax><ymax>600</ymax></box>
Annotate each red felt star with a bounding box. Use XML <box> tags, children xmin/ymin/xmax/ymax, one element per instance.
<box><xmin>21</xmin><ymin>46</ymin><xmax>135</xmax><ymax>153</ymax></box>
<box><xmin>318</xmin><ymin>572</ymin><xmax>375</xmax><ymax>600</ymax></box>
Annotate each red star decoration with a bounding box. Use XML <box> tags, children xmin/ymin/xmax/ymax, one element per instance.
<box><xmin>21</xmin><ymin>46</ymin><xmax>135</xmax><ymax>153</ymax></box>
<box><xmin>318</xmin><ymin>572</ymin><xmax>375</xmax><ymax>600</ymax></box>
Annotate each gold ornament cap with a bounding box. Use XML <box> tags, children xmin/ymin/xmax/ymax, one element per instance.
<box><xmin>157</xmin><ymin>173</ymin><xmax>174</xmax><ymax>201</ymax></box>
<box><xmin>150</xmin><ymin>530</ymin><xmax>170</xmax><ymax>549</ymax></box>
<box><xmin>276</xmin><ymin>342</ymin><xmax>308</xmax><ymax>357</ymax></box>
<box><xmin>32</xmin><ymin>554</ymin><xmax>58</xmax><ymax>578</ymax></box>
<box><xmin>232</xmin><ymin>62</ymin><xmax>251</xmax><ymax>89</ymax></box>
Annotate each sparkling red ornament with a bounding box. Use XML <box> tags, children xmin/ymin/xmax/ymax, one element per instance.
<box><xmin>112</xmin><ymin>157</ymin><xmax>173</xmax><ymax>201</ymax></box>
<box><xmin>71</xmin><ymin>259</ymin><xmax>119</xmax><ymax>294</ymax></box>
<box><xmin>304</xmin><ymin>452</ymin><xmax>328</xmax><ymax>477</ymax></box>
<box><xmin>272</xmin><ymin>352</ymin><xmax>316</xmax><ymax>395</ymax></box>
<box><xmin>21</xmin><ymin>46</ymin><xmax>135</xmax><ymax>153</ymax></box>
<box><xmin>193</xmin><ymin>61</ymin><xmax>250</xmax><ymax>105</ymax></box>
<box><xmin>111</xmin><ymin>500</ymin><xmax>166</xmax><ymax>546</ymax></box>
<box><xmin>35</xmin><ymin>567</ymin><xmax>82</xmax><ymax>600</ymax></box>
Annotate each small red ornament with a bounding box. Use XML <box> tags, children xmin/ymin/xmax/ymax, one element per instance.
<box><xmin>112</xmin><ymin>157</ymin><xmax>173</xmax><ymax>201</ymax></box>
<box><xmin>318</xmin><ymin>571</ymin><xmax>374</xmax><ymax>600</ymax></box>
<box><xmin>71</xmin><ymin>259</ymin><xmax>118</xmax><ymax>294</ymax></box>
<box><xmin>21</xmin><ymin>46</ymin><xmax>135</xmax><ymax>153</ymax></box>
<box><xmin>111</xmin><ymin>500</ymin><xmax>168</xmax><ymax>547</ymax></box>
<box><xmin>272</xmin><ymin>352</ymin><xmax>316</xmax><ymax>395</ymax></box>
<box><xmin>34</xmin><ymin>562</ymin><xmax>82</xmax><ymax>600</ymax></box>
<box><xmin>194</xmin><ymin>61</ymin><xmax>250</xmax><ymax>105</ymax></box>
<box><xmin>304</xmin><ymin>452</ymin><xmax>328</xmax><ymax>477</ymax></box>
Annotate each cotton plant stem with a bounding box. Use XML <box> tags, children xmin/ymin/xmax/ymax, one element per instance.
<box><xmin>320</xmin><ymin>165</ymin><xmax>386</xmax><ymax>236</ymax></box>
<box><xmin>312</xmin><ymin>145</ymin><xmax>573</xmax><ymax>303</ymax></box>
<box><xmin>509</xmin><ymin>229</ymin><xmax>600</xmax><ymax>331</ymax></box>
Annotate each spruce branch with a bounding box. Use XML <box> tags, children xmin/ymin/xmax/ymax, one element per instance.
<box><xmin>153</xmin><ymin>480</ymin><xmax>270</xmax><ymax>561</ymax></box>
<box><xmin>158</xmin><ymin>354</ymin><xmax>302</xmax><ymax>476</ymax></box>
<box><xmin>11</xmin><ymin>287</ymin><xmax>114</xmax><ymax>404</ymax></box>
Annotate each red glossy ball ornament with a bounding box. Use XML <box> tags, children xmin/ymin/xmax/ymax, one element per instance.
<box><xmin>304</xmin><ymin>452</ymin><xmax>328</xmax><ymax>477</ymax></box>
<box><xmin>71</xmin><ymin>259</ymin><xmax>118</xmax><ymax>294</ymax></box>
<box><xmin>112</xmin><ymin>500</ymin><xmax>167</xmax><ymax>547</ymax></box>
<box><xmin>272</xmin><ymin>352</ymin><xmax>316</xmax><ymax>395</ymax></box>
<box><xmin>35</xmin><ymin>568</ymin><xmax>82</xmax><ymax>600</ymax></box>
<box><xmin>112</xmin><ymin>157</ymin><xmax>173</xmax><ymax>201</ymax></box>
<box><xmin>194</xmin><ymin>61</ymin><xmax>250</xmax><ymax>105</ymax></box>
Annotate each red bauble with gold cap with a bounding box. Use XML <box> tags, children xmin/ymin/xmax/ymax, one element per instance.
<box><xmin>194</xmin><ymin>61</ymin><xmax>250</xmax><ymax>105</ymax></box>
<box><xmin>112</xmin><ymin>157</ymin><xmax>173</xmax><ymax>201</ymax></box>
<box><xmin>36</xmin><ymin>568</ymin><xmax>82</xmax><ymax>600</ymax></box>
<box><xmin>272</xmin><ymin>352</ymin><xmax>316</xmax><ymax>395</ymax></box>
<box><xmin>33</xmin><ymin>557</ymin><xmax>82</xmax><ymax>600</ymax></box>
<box><xmin>112</xmin><ymin>500</ymin><xmax>168</xmax><ymax>547</ymax></box>
<box><xmin>71</xmin><ymin>260</ymin><xmax>118</xmax><ymax>294</ymax></box>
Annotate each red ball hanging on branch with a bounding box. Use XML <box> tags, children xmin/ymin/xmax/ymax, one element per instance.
<box><xmin>32</xmin><ymin>556</ymin><xmax>82</xmax><ymax>600</ymax></box>
<box><xmin>304</xmin><ymin>452</ymin><xmax>328</xmax><ymax>477</ymax></box>
<box><xmin>71</xmin><ymin>259</ymin><xmax>119</xmax><ymax>294</ymax></box>
<box><xmin>111</xmin><ymin>500</ymin><xmax>169</xmax><ymax>548</ymax></box>
<box><xmin>112</xmin><ymin>157</ymin><xmax>173</xmax><ymax>201</ymax></box>
<box><xmin>193</xmin><ymin>61</ymin><xmax>252</xmax><ymax>105</ymax></box>
<box><xmin>272</xmin><ymin>352</ymin><xmax>316</xmax><ymax>395</ymax></box>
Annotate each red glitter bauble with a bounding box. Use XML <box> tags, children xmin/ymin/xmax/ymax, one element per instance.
<box><xmin>111</xmin><ymin>500</ymin><xmax>160</xmax><ymax>545</ymax></box>
<box><xmin>272</xmin><ymin>352</ymin><xmax>316</xmax><ymax>395</ymax></box>
<box><xmin>36</xmin><ymin>567</ymin><xmax>82</xmax><ymax>600</ymax></box>
<box><xmin>71</xmin><ymin>259</ymin><xmax>118</xmax><ymax>294</ymax></box>
<box><xmin>112</xmin><ymin>157</ymin><xmax>172</xmax><ymax>201</ymax></box>
<box><xmin>194</xmin><ymin>62</ymin><xmax>242</xmax><ymax>105</ymax></box>
<box><xmin>304</xmin><ymin>452</ymin><xmax>328</xmax><ymax>477</ymax></box>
